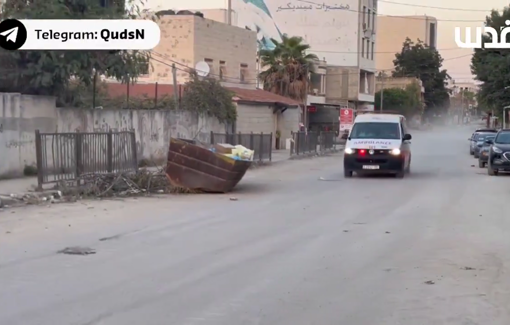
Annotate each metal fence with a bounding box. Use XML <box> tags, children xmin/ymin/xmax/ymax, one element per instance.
<box><xmin>35</xmin><ymin>130</ymin><xmax>138</xmax><ymax>188</ymax></box>
<box><xmin>210</xmin><ymin>131</ymin><xmax>272</xmax><ymax>162</ymax></box>
<box><xmin>290</xmin><ymin>131</ymin><xmax>338</xmax><ymax>156</ymax></box>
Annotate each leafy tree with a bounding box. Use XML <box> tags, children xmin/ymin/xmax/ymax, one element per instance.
<box><xmin>375</xmin><ymin>83</ymin><xmax>422</xmax><ymax>117</ymax></box>
<box><xmin>392</xmin><ymin>38</ymin><xmax>450</xmax><ymax>116</ymax></box>
<box><xmin>258</xmin><ymin>35</ymin><xmax>318</xmax><ymax>101</ymax></box>
<box><xmin>181</xmin><ymin>74</ymin><xmax>237</xmax><ymax>124</ymax></box>
<box><xmin>471</xmin><ymin>7</ymin><xmax>510</xmax><ymax>118</ymax></box>
<box><xmin>0</xmin><ymin>0</ymin><xmax>149</xmax><ymax>105</ymax></box>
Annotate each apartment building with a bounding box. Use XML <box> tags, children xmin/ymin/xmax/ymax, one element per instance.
<box><xmin>137</xmin><ymin>14</ymin><xmax>257</xmax><ymax>89</ymax></box>
<box><xmin>448</xmin><ymin>80</ymin><xmax>478</xmax><ymax>96</ymax></box>
<box><xmin>106</xmin><ymin>13</ymin><xmax>302</xmax><ymax>142</ymax></box>
<box><xmin>321</xmin><ymin>0</ymin><xmax>377</xmax><ymax>111</ymax></box>
<box><xmin>194</xmin><ymin>0</ymin><xmax>377</xmax><ymax>111</ymax></box>
<box><xmin>375</xmin><ymin>15</ymin><xmax>437</xmax><ymax>72</ymax></box>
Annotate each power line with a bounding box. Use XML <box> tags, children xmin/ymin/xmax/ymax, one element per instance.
<box><xmin>378</xmin><ymin>0</ymin><xmax>489</xmax><ymax>12</ymax></box>
<box><xmin>310</xmin><ymin>47</ymin><xmax>463</xmax><ymax>54</ymax></box>
<box><xmin>150</xmin><ymin>51</ymin><xmax>473</xmax><ymax>84</ymax></box>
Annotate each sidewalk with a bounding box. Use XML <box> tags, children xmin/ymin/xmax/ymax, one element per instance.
<box><xmin>0</xmin><ymin>177</ymin><xmax>38</xmax><ymax>195</ymax></box>
<box><xmin>0</xmin><ymin>148</ymin><xmax>339</xmax><ymax>196</ymax></box>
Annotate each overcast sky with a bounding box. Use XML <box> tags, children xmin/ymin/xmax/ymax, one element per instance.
<box><xmin>143</xmin><ymin>0</ymin><xmax>509</xmax><ymax>82</ymax></box>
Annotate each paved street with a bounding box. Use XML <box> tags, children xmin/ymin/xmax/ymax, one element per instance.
<box><xmin>1</xmin><ymin>126</ymin><xmax>510</xmax><ymax>325</ymax></box>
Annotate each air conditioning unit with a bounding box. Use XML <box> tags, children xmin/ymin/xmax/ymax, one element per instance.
<box><xmin>362</xmin><ymin>23</ymin><xmax>367</xmax><ymax>30</ymax></box>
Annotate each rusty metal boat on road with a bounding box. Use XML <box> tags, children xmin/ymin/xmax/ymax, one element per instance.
<box><xmin>166</xmin><ymin>138</ymin><xmax>251</xmax><ymax>193</ymax></box>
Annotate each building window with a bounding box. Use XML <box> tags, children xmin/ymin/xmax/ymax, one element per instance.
<box><xmin>362</xmin><ymin>6</ymin><xmax>366</xmax><ymax>27</ymax></box>
<box><xmin>219</xmin><ymin>60</ymin><xmax>226</xmax><ymax>80</ymax></box>
<box><xmin>204</xmin><ymin>58</ymin><xmax>214</xmax><ymax>75</ymax></box>
<box><xmin>361</xmin><ymin>39</ymin><xmax>365</xmax><ymax>58</ymax></box>
<box><xmin>240</xmin><ymin>63</ymin><xmax>248</xmax><ymax>83</ymax></box>
<box><xmin>371</xmin><ymin>42</ymin><xmax>374</xmax><ymax>60</ymax></box>
<box><xmin>372</xmin><ymin>12</ymin><xmax>375</xmax><ymax>31</ymax></box>
<box><xmin>368</xmin><ymin>9</ymin><xmax>371</xmax><ymax>28</ymax></box>
<box><xmin>429</xmin><ymin>22</ymin><xmax>436</xmax><ymax>49</ymax></box>
<box><xmin>366</xmin><ymin>39</ymin><xmax>370</xmax><ymax>58</ymax></box>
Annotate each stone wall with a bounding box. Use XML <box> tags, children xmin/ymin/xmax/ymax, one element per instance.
<box><xmin>0</xmin><ymin>93</ymin><xmax>225</xmax><ymax>178</ymax></box>
<box><xmin>0</xmin><ymin>94</ymin><xmax>58</xmax><ymax>178</ymax></box>
<box><xmin>57</xmin><ymin>108</ymin><xmax>225</xmax><ymax>164</ymax></box>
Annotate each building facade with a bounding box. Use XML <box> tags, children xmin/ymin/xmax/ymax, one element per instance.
<box><xmin>106</xmin><ymin>14</ymin><xmax>302</xmax><ymax>143</ymax></box>
<box><xmin>375</xmin><ymin>15</ymin><xmax>437</xmax><ymax>72</ymax></box>
<box><xmin>228</xmin><ymin>0</ymin><xmax>377</xmax><ymax>110</ymax></box>
<box><xmin>138</xmin><ymin>14</ymin><xmax>257</xmax><ymax>89</ymax></box>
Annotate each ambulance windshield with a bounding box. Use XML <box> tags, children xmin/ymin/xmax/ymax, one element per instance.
<box><xmin>349</xmin><ymin>122</ymin><xmax>401</xmax><ymax>140</ymax></box>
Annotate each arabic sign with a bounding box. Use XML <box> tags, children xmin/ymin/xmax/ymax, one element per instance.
<box><xmin>276</xmin><ymin>2</ymin><xmax>350</xmax><ymax>12</ymax></box>
<box><xmin>232</xmin><ymin>0</ymin><xmax>358</xmax><ymax>65</ymax></box>
<box><xmin>339</xmin><ymin>108</ymin><xmax>354</xmax><ymax>131</ymax></box>
<box><xmin>455</xmin><ymin>23</ymin><xmax>510</xmax><ymax>48</ymax></box>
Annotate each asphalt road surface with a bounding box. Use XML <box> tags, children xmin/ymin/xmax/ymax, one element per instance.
<box><xmin>2</xmin><ymin>126</ymin><xmax>509</xmax><ymax>325</ymax></box>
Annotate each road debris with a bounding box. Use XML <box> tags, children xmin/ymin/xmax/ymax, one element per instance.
<box><xmin>385</xmin><ymin>231</ymin><xmax>391</xmax><ymax>234</ymax></box>
<box><xmin>99</xmin><ymin>234</ymin><xmax>122</xmax><ymax>241</ymax></box>
<box><xmin>318</xmin><ymin>177</ymin><xmax>341</xmax><ymax>181</ymax></box>
<box><xmin>462</xmin><ymin>266</ymin><xmax>476</xmax><ymax>270</ymax></box>
<box><xmin>230</xmin><ymin>197</ymin><xmax>238</xmax><ymax>201</ymax></box>
<box><xmin>424</xmin><ymin>280</ymin><xmax>435</xmax><ymax>285</ymax></box>
<box><xmin>58</xmin><ymin>246</ymin><xmax>96</xmax><ymax>255</ymax></box>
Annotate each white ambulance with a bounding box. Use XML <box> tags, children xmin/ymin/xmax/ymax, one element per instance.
<box><xmin>343</xmin><ymin>114</ymin><xmax>412</xmax><ymax>178</ymax></box>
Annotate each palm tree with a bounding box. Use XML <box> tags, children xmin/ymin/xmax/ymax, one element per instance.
<box><xmin>258</xmin><ymin>35</ymin><xmax>318</xmax><ymax>101</ymax></box>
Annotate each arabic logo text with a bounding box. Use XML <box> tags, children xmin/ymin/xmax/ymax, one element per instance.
<box><xmin>276</xmin><ymin>1</ymin><xmax>350</xmax><ymax>12</ymax></box>
<box><xmin>455</xmin><ymin>20</ymin><xmax>510</xmax><ymax>49</ymax></box>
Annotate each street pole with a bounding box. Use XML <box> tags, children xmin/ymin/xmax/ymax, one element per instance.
<box><xmin>172</xmin><ymin>64</ymin><xmax>179</xmax><ymax>109</ymax></box>
<box><xmin>227</xmin><ymin>0</ymin><xmax>232</xmax><ymax>25</ymax></box>
<box><xmin>379</xmin><ymin>74</ymin><xmax>384</xmax><ymax>111</ymax></box>
<box><xmin>461</xmin><ymin>89</ymin><xmax>464</xmax><ymax>125</ymax></box>
<box><xmin>304</xmin><ymin>66</ymin><xmax>308</xmax><ymax>131</ymax></box>
<box><xmin>504</xmin><ymin>106</ymin><xmax>510</xmax><ymax>129</ymax></box>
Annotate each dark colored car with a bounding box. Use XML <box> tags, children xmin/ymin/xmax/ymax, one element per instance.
<box><xmin>469</xmin><ymin>129</ymin><xmax>497</xmax><ymax>155</ymax></box>
<box><xmin>478</xmin><ymin>135</ymin><xmax>496</xmax><ymax>167</ymax></box>
<box><xmin>487</xmin><ymin>129</ymin><xmax>510</xmax><ymax>175</ymax></box>
<box><xmin>473</xmin><ymin>133</ymin><xmax>495</xmax><ymax>158</ymax></box>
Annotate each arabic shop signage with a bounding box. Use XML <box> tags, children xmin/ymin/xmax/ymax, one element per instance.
<box><xmin>277</xmin><ymin>1</ymin><xmax>350</xmax><ymax>12</ymax></box>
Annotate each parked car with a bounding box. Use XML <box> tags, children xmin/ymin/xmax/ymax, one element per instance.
<box><xmin>478</xmin><ymin>135</ymin><xmax>496</xmax><ymax>167</ymax></box>
<box><xmin>487</xmin><ymin>129</ymin><xmax>510</xmax><ymax>175</ymax></box>
<box><xmin>473</xmin><ymin>133</ymin><xmax>495</xmax><ymax>158</ymax></box>
<box><xmin>469</xmin><ymin>129</ymin><xmax>497</xmax><ymax>155</ymax></box>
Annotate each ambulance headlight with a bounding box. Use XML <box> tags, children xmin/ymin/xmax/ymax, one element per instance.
<box><xmin>344</xmin><ymin>148</ymin><xmax>354</xmax><ymax>154</ymax></box>
<box><xmin>390</xmin><ymin>148</ymin><xmax>401</xmax><ymax>155</ymax></box>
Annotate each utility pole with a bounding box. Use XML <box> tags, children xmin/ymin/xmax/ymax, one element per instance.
<box><xmin>172</xmin><ymin>64</ymin><xmax>179</xmax><ymax>109</ymax></box>
<box><xmin>379</xmin><ymin>74</ymin><xmax>384</xmax><ymax>111</ymax></box>
<box><xmin>303</xmin><ymin>66</ymin><xmax>308</xmax><ymax>131</ymax></box>
<box><xmin>227</xmin><ymin>0</ymin><xmax>232</xmax><ymax>25</ymax></box>
<box><xmin>461</xmin><ymin>88</ymin><xmax>464</xmax><ymax>125</ymax></box>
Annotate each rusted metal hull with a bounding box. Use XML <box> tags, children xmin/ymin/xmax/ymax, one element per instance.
<box><xmin>166</xmin><ymin>138</ymin><xmax>251</xmax><ymax>193</ymax></box>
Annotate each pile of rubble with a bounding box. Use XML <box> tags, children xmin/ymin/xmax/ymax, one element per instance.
<box><xmin>0</xmin><ymin>190</ymin><xmax>63</xmax><ymax>208</ymax></box>
<box><xmin>0</xmin><ymin>168</ymin><xmax>198</xmax><ymax>210</ymax></box>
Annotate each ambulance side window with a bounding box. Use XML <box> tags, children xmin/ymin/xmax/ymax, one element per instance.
<box><xmin>400</xmin><ymin>123</ymin><xmax>405</xmax><ymax>139</ymax></box>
